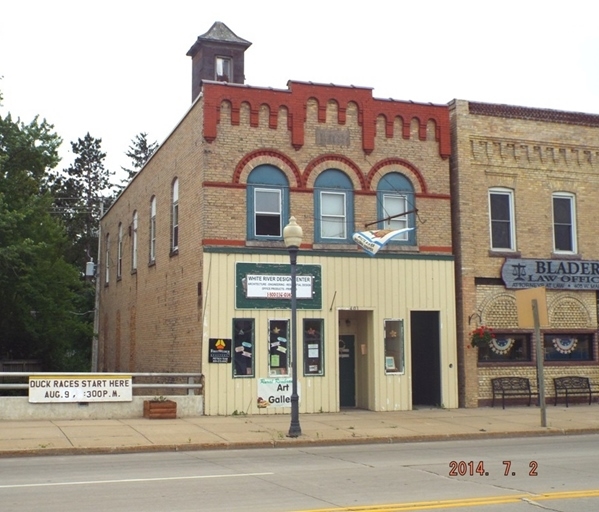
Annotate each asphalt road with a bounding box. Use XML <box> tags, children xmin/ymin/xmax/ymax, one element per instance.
<box><xmin>1</xmin><ymin>434</ymin><xmax>598</xmax><ymax>511</ymax></box>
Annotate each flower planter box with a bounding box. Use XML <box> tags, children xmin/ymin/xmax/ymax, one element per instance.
<box><xmin>143</xmin><ymin>399</ymin><xmax>177</xmax><ymax>419</ymax></box>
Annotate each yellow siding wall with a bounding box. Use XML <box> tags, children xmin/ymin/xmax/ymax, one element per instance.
<box><xmin>202</xmin><ymin>252</ymin><xmax>458</xmax><ymax>415</ymax></box>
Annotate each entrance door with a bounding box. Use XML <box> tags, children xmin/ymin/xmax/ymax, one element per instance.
<box><xmin>410</xmin><ymin>311</ymin><xmax>441</xmax><ymax>407</ymax></box>
<box><xmin>339</xmin><ymin>335</ymin><xmax>355</xmax><ymax>407</ymax></box>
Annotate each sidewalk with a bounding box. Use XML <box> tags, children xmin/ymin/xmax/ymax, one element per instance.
<box><xmin>1</xmin><ymin>406</ymin><xmax>599</xmax><ymax>457</ymax></box>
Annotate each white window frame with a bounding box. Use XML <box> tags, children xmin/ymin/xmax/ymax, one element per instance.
<box><xmin>215</xmin><ymin>56</ymin><xmax>232</xmax><ymax>82</ymax></box>
<box><xmin>382</xmin><ymin>193</ymin><xmax>409</xmax><ymax>240</ymax></box>
<box><xmin>320</xmin><ymin>191</ymin><xmax>346</xmax><ymax>239</ymax></box>
<box><xmin>171</xmin><ymin>179</ymin><xmax>179</xmax><ymax>251</ymax></box>
<box><xmin>117</xmin><ymin>223</ymin><xmax>123</xmax><ymax>279</ymax></box>
<box><xmin>104</xmin><ymin>233</ymin><xmax>110</xmax><ymax>284</ymax></box>
<box><xmin>488</xmin><ymin>188</ymin><xmax>516</xmax><ymax>251</ymax></box>
<box><xmin>254</xmin><ymin>188</ymin><xmax>282</xmax><ymax>238</ymax></box>
<box><xmin>149</xmin><ymin>196</ymin><xmax>157</xmax><ymax>263</ymax></box>
<box><xmin>131</xmin><ymin>211</ymin><xmax>138</xmax><ymax>271</ymax></box>
<box><xmin>552</xmin><ymin>192</ymin><xmax>577</xmax><ymax>253</ymax></box>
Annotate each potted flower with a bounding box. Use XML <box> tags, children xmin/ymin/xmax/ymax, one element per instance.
<box><xmin>469</xmin><ymin>325</ymin><xmax>495</xmax><ymax>348</ymax></box>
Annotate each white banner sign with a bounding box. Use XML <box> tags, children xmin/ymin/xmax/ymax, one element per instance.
<box><xmin>353</xmin><ymin>227</ymin><xmax>414</xmax><ymax>256</ymax></box>
<box><xmin>28</xmin><ymin>375</ymin><xmax>133</xmax><ymax>403</ymax></box>
<box><xmin>256</xmin><ymin>377</ymin><xmax>301</xmax><ymax>409</ymax></box>
<box><xmin>245</xmin><ymin>274</ymin><xmax>313</xmax><ymax>299</ymax></box>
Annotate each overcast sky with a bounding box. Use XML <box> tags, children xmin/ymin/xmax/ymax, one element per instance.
<box><xmin>2</xmin><ymin>0</ymin><xmax>598</xmax><ymax>182</ymax></box>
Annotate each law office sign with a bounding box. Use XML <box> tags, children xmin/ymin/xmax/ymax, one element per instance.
<box><xmin>502</xmin><ymin>258</ymin><xmax>599</xmax><ymax>290</ymax></box>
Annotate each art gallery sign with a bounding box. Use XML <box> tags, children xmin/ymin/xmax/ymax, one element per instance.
<box><xmin>502</xmin><ymin>258</ymin><xmax>599</xmax><ymax>290</ymax></box>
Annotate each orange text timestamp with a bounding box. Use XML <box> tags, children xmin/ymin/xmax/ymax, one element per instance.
<box><xmin>449</xmin><ymin>460</ymin><xmax>538</xmax><ymax>477</ymax></box>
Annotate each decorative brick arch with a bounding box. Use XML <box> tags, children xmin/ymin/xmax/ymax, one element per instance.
<box><xmin>480</xmin><ymin>293</ymin><xmax>519</xmax><ymax>329</ymax></box>
<box><xmin>303</xmin><ymin>154</ymin><xmax>366</xmax><ymax>190</ymax></box>
<box><xmin>233</xmin><ymin>149</ymin><xmax>302</xmax><ymax>188</ymax></box>
<box><xmin>366</xmin><ymin>158</ymin><xmax>427</xmax><ymax>194</ymax></box>
<box><xmin>548</xmin><ymin>294</ymin><xmax>592</xmax><ymax>328</ymax></box>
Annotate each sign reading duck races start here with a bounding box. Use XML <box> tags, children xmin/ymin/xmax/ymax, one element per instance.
<box><xmin>28</xmin><ymin>375</ymin><xmax>133</xmax><ymax>403</ymax></box>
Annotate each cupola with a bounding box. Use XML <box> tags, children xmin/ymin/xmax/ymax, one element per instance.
<box><xmin>186</xmin><ymin>21</ymin><xmax>252</xmax><ymax>102</ymax></box>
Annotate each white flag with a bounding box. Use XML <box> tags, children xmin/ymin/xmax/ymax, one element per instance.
<box><xmin>352</xmin><ymin>228</ymin><xmax>414</xmax><ymax>256</ymax></box>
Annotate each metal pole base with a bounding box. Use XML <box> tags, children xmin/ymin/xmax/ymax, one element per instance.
<box><xmin>287</xmin><ymin>394</ymin><xmax>301</xmax><ymax>437</ymax></box>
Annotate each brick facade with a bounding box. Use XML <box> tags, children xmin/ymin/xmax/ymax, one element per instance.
<box><xmin>450</xmin><ymin>100</ymin><xmax>599</xmax><ymax>407</ymax></box>
<box><xmin>98</xmin><ymin>79</ymin><xmax>455</xmax><ymax>410</ymax></box>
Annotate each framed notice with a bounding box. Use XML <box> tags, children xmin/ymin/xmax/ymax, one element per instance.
<box><xmin>209</xmin><ymin>338</ymin><xmax>232</xmax><ymax>363</ymax></box>
<box><xmin>236</xmin><ymin>262</ymin><xmax>322</xmax><ymax>310</ymax></box>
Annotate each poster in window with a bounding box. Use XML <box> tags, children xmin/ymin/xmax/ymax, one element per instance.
<box><xmin>233</xmin><ymin>319</ymin><xmax>254</xmax><ymax>377</ymax></box>
<box><xmin>384</xmin><ymin>319</ymin><xmax>404</xmax><ymax>374</ymax></box>
<box><xmin>268</xmin><ymin>320</ymin><xmax>289</xmax><ymax>376</ymax></box>
<box><xmin>304</xmin><ymin>319</ymin><xmax>324</xmax><ymax>376</ymax></box>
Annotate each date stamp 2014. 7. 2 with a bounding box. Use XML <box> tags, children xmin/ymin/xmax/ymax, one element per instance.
<box><xmin>448</xmin><ymin>460</ymin><xmax>538</xmax><ymax>477</ymax></box>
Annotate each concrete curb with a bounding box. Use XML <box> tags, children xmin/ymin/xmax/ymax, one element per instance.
<box><xmin>2</xmin><ymin>427</ymin><xmax>598</xmax><ymax>458</ymax></box>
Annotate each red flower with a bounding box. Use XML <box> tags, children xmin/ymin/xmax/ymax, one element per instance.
<box><xmin>469</xmin><ymin>325</ymin><xmax>495</xmax><ymax>348</ymax></box>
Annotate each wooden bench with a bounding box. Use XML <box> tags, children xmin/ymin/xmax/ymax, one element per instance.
<box><xmin>491</xmin><ymin>377</ymin><xmax>535</xmax><ymax>409</ymax></box>
<box><xmin>553</xmin><ymin>376</ymin><xmax>594</xmax><ymax>407</ymax></box>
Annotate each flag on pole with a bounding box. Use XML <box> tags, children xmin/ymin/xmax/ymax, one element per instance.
<box><xmin>352</xmin><ymin>228</ymin><xmax>414</xmax><ymax>256</ymax></box>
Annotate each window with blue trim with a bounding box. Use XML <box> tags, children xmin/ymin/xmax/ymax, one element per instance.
<box><xmin>314</xmin><ymin>169</ymin><xmax>354</xmax><ymax>243</ymax></box>
<box><xmin>247</xmin><ymin>165</ymin><xmax>289</xmax><ymax>240</ymax></box>
<box><xmin>377</xmin><ymin>172</ymin><xmax>416</xmax><ymax>245</ymax></box>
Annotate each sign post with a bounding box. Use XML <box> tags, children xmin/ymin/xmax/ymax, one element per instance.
<box><xmin>531</xmin><ymin>299</ymin><xmax>546</xmax><ymax>427</ymax></box>
<box><xmin>515</xmin><ymin>287</ymin><xmax>548</xmax><ymax>427</ymax></box>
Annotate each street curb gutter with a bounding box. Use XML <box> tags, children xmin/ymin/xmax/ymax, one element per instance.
<box><xmin>1</xmin><ymin>427</ymin><xmax>598</xmax><ymax>459</ymax></box>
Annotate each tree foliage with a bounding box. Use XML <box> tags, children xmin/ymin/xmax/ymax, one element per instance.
<box><xmin>0</xmin><ymin>106</ymin><xmax>93</xmax><ymax>370</ymax></box>
<box><xmin>48</xmin><ymin>133</ymin><xmax>114</xmax><ymax>269</ymax></box>
<box><xmin>121</xmin><ymin>132</ymin><xmax>158</xmax><ymax>183</ymax></box>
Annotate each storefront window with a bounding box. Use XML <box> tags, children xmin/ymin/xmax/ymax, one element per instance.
<box><xmin>478</xmin><ymin>334</ymin><xmax>531</xmax><ymax>362</ymax></box>
<box><xmin>544</xmin><ymin>333</ymin><xmax>593</xmax><ymax>361</ymax></box>
<box><xmin>268</xmin><ymin>319</ymin><xmax>289</xmax><ymax>376</ymax></box>
<box><xmin>384</xmin><ymin>319</ymin><xmax>404</xmax><ymax>374</ymax></box>
<box><xmin>233</xmin><ymin>319</ymin><xmax>254</xmax><ymax>377</ymax></box>
<box><xmin>303</xmin><ymin>319</ymin><xmax>324</xmax><ymax>376</ymax></box>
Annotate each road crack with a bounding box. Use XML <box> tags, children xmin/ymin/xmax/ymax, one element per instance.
<box><xmin>520</xmin><ymin>497</ymin><xmax>561</xmax><ymax>511</ymax></box>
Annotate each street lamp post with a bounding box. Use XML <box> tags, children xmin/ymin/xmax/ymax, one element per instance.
<box><xmin>283</xmin><ymin>216</ymin><xmax>303</xmax><ymax>438</ymax></box>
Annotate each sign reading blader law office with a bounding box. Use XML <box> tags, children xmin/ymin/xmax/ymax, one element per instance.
<box><xmin>502</xmin><ymin>258</ymin><xmax>599</xmax><ymax>290</ymax></box>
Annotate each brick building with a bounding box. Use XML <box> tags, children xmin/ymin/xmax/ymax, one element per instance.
<box><xmin>450</xmin><ymin>100</ymin><xmax>599</xmax><ymax>407</ymax></box>
<box><xmin>98</xmin><ymin>22</ymin><xmax>459</xmax><ymax>415</ymax></box>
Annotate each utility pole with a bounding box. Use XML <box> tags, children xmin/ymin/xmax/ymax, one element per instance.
<box><xmin>91</xmin><ymin>200</ymin><xmax>103</xmax><ymax>372</ymax></box>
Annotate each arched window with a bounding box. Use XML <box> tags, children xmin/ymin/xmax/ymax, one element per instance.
<box><xmin>131</xmin><ymin>211</ymin><xmax>138</xmax><ymax>271</ymax></box>
<box><xmin>314</xmin><ymin>169</ymin><xmax>354</xmax><ymax>243</ymax></box>
<box><xmin>149</xmin><ymin>196</ymin><xmax>157</xmax><ymax>263</ymax></box>
<box><xmin>376</xmin><ymin>172</ymin><xmax>416</xmax><ymax>245</ymax></box>
<box><xmin>247</xmin><ymin>165</ymin><xmax>289</xmax><ymax>240</ymax></box>
<box><xmin>171</xmin><ymin>178</ymin><xmax>179</xmax><ymax>252</ymax></box>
